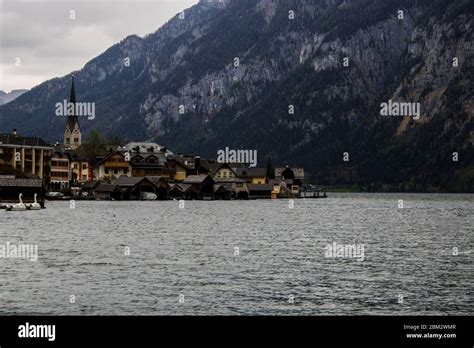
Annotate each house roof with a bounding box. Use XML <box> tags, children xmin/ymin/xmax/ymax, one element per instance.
<box><xmin>51</xmin><ymin>150</ymin><xmax>70</xmax><ymax>160</ymax></box>
<box><xmin>66</xmin><ymin>150</ymin><xmax>89</xmax><ymax>162</ymax></box>
<box><xmin>170</xmin><ymin>183</ymin><xmax>193</xmax><ymax>192</ymax></box>
<box><xmin>112</xmin><ymin>176</ymin><xmax>144</xmax><ymax>187</ymax></box>
<box><xmin>82</xmin><ymin>180</ymin><xmax>99</xmax><ymax>189</ymax></box>
<box><xmin>233</xmin><ymin>167</ymin><xmax>267</xmax><ymax>177</ymax></box>
<box><xmin>94</xmin><ymin>151</ymin><xmax>126</xmax><ymax>166</ymax></box>
<box><xmin>0</xmin><ymin>177</ymin><xmax>43</xmax><ymax>188</ymax></box>
<box><xmin>178</xmin><ymin>183</ymin><xmax>192</xmax><ymax>192</ymax></box>
<box><xmin>275</xmin><ymin>167</ymin><xmax>305</xmax><ymax>180</ymax></box>
<box><xmin>199</xmin><ymin>159</ymin><xmax>221</xmax><ymax>173</ymax></box>
<box><xmin>215</xmin><ymin>178</ymin><xmax>246</xmax><ymax>184</ymax></box>
<box><xmin>111</xmin><ymin>176</ymin><xmax>163</xmax><ymax>191</ymax></box>
<box><xmin>183</xmin><ymin>174</ymin><xmax>213</xmax><ymax>184</ymax></box>
<box><xmin>214</xmin><ymin>184</ymin><xmax>230</xmax><ymax>193</ymax></box>
<box><xmin>145</xmin><ymin>176</ymin><xmax>162</xmax><ymax>182</ymax></box>
<box><xmin>95</xmin><ymin>183</ymin><xmax>121</xmax><ymax>193</ymax></box>
<box><xmin>247</xmin><ymin>184</ymin><xmax>273</xmax><ymax>191</ymax></box>
<box><xmin>123</xmin><ymin>142</ymin><xmax>173</xmax><ymax>155</ymax></box>
<box><xmin>103</xmin><ymin>144</ymin><xmax>122</xmax><ymax>153</ymax></box>
<box><xmin>172</xmin><ymin>156</ymin><xmax>196</xmax><ymax>169</ymax></box>
<box><xmin>268</xmin><ymin>179</ymin><xmax>293</xmax><ymax>185</ymax></box>
<box><xmin>145</xmin><ymin>176</ymin><xmax>169</xmax><ymax>188</ymax></box>
<box><xmin>0</xmin><ymin>132</ymin><xmax>51</xmax><ymax>148</ymax></box>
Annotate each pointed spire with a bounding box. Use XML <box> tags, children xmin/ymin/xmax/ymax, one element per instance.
<box><xmin>69</xmin><ymin>74</ymin><xmax>76</xmax><ymax>105</ymax></box>
<box><xmin>66</xmin><ymin>74</ymin><xmax>80</xmax><ymax>132</ymax></box>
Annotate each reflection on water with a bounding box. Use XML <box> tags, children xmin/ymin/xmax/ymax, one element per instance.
<box><xmin>0</xmin><ymin>193</ymin><xmax>472</xmax><ymax>315</ymax></box>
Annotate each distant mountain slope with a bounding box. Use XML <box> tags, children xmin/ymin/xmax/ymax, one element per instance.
<box><xmin>0</xmin><ymin>89</ymin><xmax>28</xmax><ymax>105</ymax></box>
<box><xmin>0</xmin><ymin>0</ymin><xmax>472</xmax><ymax>191</ymax></box>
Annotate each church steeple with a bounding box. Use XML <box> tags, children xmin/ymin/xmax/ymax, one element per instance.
<box><xmin>67</xmin><ymin>75</ymin><xmax>79</xmax><ymax>132</ymax></box>
<box><xmin>64</xmin><ymin>75</ymin><xmax>82</xmax><ymax>150</ymax></box>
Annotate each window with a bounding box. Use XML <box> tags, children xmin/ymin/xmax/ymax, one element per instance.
<box><xmin>105</xmin><ymin>168</ymin><xmax>109</xmax><ymax>174</ymax></box>
<box><xmin>74</xmin><ymin>138</ymin><xmax>79</xmax><ymax>142</ymax></box>
<box><xmin>82</xmin><ymin>164</ymin><xmax>87</xmax><ymax>170</ymax></box>
<box><xmin>114</xmin><ymin>169</ymin><xmax>118</xmax><ymax>174</ymax></box>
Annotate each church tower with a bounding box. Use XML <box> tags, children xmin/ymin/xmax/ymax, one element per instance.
<box><xmin>64</xmin><ymin>75</ymin><xmax>82</xmax><ymax>150</ymax></box>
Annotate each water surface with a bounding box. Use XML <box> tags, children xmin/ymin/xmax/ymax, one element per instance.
<box><xmin>0</xmin><ymin>193</ymin><xmax>472</xmax><ymax>315</ymax></box>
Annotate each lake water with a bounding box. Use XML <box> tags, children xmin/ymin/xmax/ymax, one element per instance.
<box><xmin>0</xmin><ymin>193</ymin><xmax>472</xmax><ymax>315</ymax></box>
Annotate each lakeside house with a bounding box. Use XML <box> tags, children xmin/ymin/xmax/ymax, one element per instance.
<box><xmin>0</xmin><ymin>127</ymin><xmax>310</xmax><ymax>201</ymax></box>
<box><xmin>50</xmin><ymin>149</ymin><xmax>71</xmax><ymax>191</ymax></box>
<box><xmin>214</xmin><ymin>178</ymin><xmax>249</xmax><ymax>199</ymax></box>
<box><xmin>169</xmin><ymin>183</ymin><xmax>199</xmax><ymax>200</ymax></box>
<box><xmin>81</xmin><ymin>180</ymin><xmax>100</xmax><ymax>198</ymax></box>
<box><xmin>93</xmin><ymin>151</ymin><xmax>130</xmax><ymax>180</ymax></box>
<box><xmin>91</xmin><ymin>176</ymin><xmax>169</xmax><ymax>200</ymax></box>
<box><xmin>143</xmin><ymin>176</ymin><xmax>170</xmax><ymax>199</ymax></box>
<box><xmin>213</xmin><ymin>163</ymin><xmax>238</xmax><ymax>180</ymax></box>
<box><xmin>122</xmin><ymin>142</ymin><xmax>170</xmax><ymax>177</ymax></box>
<box><xmin>233</xmin><ymin>167</ymin><xmax>268</xmax><ymax>184</ymax></box>
<box><xmin>68</xmin><ymin>151</ymin><xmax>91</xmax><ymax>184</ymax></box>
<box><xmin>182</xmin><ymin>174</ymin><xmax>215</xmax><ymax>199</ymax></box>
<box><xmin>94</xmin><ymin>182</ymin><xmax>123</xmax><ymax>200</ymax></box>
<box><xmin>112</xmin><ymin>176</ymin><xmax>167</xmax><ymax>200</ymax></box>
<box><xmin>0</xmin><ymin>130</ymin><xmax>52</xmax><ymax>203</ymax></box>
<box><xmin>1</xmin><ymin>77</ymin><xmax>315</xmax><ymax>202</ymax></box>
<box><xmin>50</xmin><ymin>144</ymin><xmax>92</xmax><ymax>191</ymax></box>
<box><xmin>0</xmin><ymin>175</ymin><xmax>44</xmax><ymax>205</ymax></box>
<box><xmin>162</xmin><ymin>157</ymin><xmax>188</xmax><ymax>181</ymax></box>
<box><xmin>0</xmin><ymin>130</ymin><xmax>52</xmax><ymax>180</ymax></box>
<box><xmin>247</xmin><ymin>183</ymin><xmax>274</xmax><ymax>199</ymax></box>
<box><xmin>271</xmin><ymin>167</ymin><xmax>305</xmax><ymax>197</ymax></box>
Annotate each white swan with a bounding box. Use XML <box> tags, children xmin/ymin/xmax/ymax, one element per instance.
<box><xmin>29</xmin><ymin>193</ymin><xmax>41</xmax><ymax>210</ymax></box>
<box><xmin>11</xmin><ymin>193</ymin><xmax>27</xmax><ymax>211</ymax></box>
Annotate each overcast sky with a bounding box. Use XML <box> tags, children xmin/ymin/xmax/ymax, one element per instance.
<box><xmin>0</xmin><ymin>0</ymin><xmax>198</xmax><ymax>92</ymax></box>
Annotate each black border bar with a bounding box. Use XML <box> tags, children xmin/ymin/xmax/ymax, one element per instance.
<box><xmin>0</xmin><ymin>316</ymin><xmax>472</xmax><ymax>346</ymax></box>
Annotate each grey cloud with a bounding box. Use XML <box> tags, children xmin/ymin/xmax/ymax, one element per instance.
<box><xmin>0</xmin><ymin>0</ymin><xmax>198</xmax><ymax>91</ymax></box>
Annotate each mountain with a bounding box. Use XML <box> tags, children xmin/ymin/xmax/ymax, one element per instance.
<box><xmin>0</xmin><ymin>0</ymin><xmax>472</xmax><ymax>191</ymax></box>
<box><xmin>0</xmin><ymin>89</ymin><xmax>28</xmax><ymax>105</ymax></box>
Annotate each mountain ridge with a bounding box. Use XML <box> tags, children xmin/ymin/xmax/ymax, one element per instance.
<box><xmin>0</xmin><ymin>89</ymin><xmax>28</xmax><ymax>105</ymax></box>
<box><xmin>0</xmin><ymin>0</ymin><xmax>472</xmax><ymax>191</ymax></box>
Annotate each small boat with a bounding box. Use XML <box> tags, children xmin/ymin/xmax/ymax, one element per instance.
<box><xmin>6</xmin><ymin>193</ymin><xmax>27</xmax><ymax>211</ymax></box>
<box><xmin>139</xmin><ymin>192</ymin><xmax>158</xmax><ymax>201</ymax></box>
<box><xmin>45</xmin><ymin>191</ymin><xmax>69</xmax><ymax>200</ymax></box>
<box><xmin>300</xmin><ymin>185</ymin><xmax>327</xmax><ymax>198</ymax></box>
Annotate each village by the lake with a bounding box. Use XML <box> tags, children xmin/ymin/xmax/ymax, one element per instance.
<box><xmin>0</xmin><ymin>77</ymin><xmax>325</xmax><ymax>209</ymax></box>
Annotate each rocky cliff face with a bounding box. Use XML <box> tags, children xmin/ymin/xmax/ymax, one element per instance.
<box><xmin>1</xmin><ymin>0</ymin><xmax>472</xmax><ymax>191</ymax></box>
